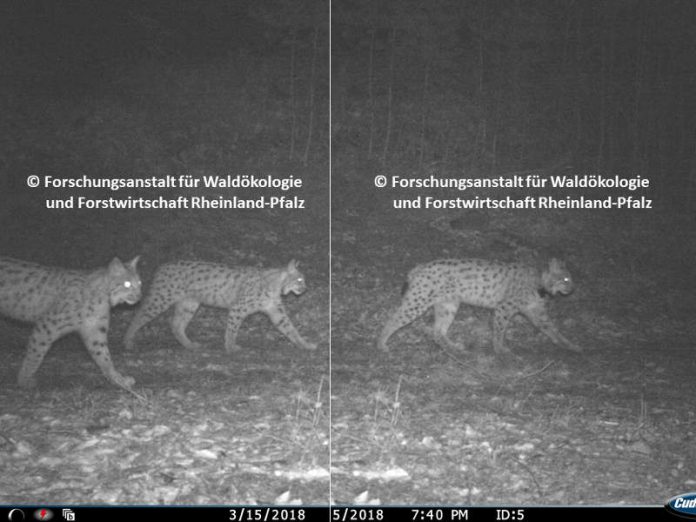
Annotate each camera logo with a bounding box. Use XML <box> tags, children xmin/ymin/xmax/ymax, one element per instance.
<box><xmin>61</xmin><ymin>510</ymin><xmax>75</xmax><ymax>522</ymax></box>
<box><xmin>666</xmin><ymin>492</ymin><xmax>696</xmax><ymax>518</ymax></box>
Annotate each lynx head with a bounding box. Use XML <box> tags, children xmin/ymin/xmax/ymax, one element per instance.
<box><xmin>281</xmin><ymin>259</ymin><xmax>306</xmax><ymax>296</ymax></box>
<box><xmin>107</xmin><ymin>255</ymin><xmax>142</xmax><ymax>306</ymax></box>
<box><xmin>541</xmin><ymin>258</ymin><xmax>573</xmax><ymax>296</ymax></box>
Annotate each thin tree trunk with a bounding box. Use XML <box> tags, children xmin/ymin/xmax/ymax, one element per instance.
<box><xmin>289</xmin><ymin>27</ymin><xmax>297</xmax><ymax>161</ymax></box>
<box><xmin>367</xmin><ymin>28</ymin><xmax>376</xmax><ymax>158</ymax></box>
<box><xmin>303</xmin><ymin>27</ymin><xmax>319</xmax><ymax>165</ymax></box>
<box><xmin>631</xmin><ymin>12</ymin><xmax>647</xmax><ymax>174</ymax></box>
<box><xmin>690</xmin><ymin>130</ymin><xmax>696</xmax><ymax>213</ymax></box>
<box><xmin>596</xmin><ymin>15</ymin><xmax>608</xmax><ymax>173</ymax></box>
<box><xmin>381</xmin><ymin>27</ymin><xmax>396</xmax><ymax>164</ymax></box>
<box><xmin>418</xmin><ymin>60</ymin><xmax>430</xmax><ymax>167</ymax></box>
<box><xmin>476</xmin><ymin>4</ymin><xmax>485</xmax><ymax>159</ymax></box>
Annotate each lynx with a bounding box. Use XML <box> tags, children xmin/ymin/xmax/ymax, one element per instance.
<box><xmin>124</xmin><ymin>259</ymin><xmax>317</xmax><ymax>353</ymax></box>
<box><xmin>378</xmin><ymin>258</ymin><xmax>581</xmax><ymax>354</ymax></box>
<box><xmin>0</xmin><ymin>256</ymin><xmax>141</xmax><ymax>389</ymax></box>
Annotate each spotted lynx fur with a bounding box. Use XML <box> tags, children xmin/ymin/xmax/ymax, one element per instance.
<box><xmin>124</xmin><ymin>259</ymin><xmax>316</xmax><ymax>353</ymax></box>
<box><xmin>0</xmin><ymin>256</ymin><xmax>141</xmax><ymax>390</ymax></box>
<box><xmin>378</xmin><ymin>258</ymin><xmax>581</xmax><ymax>354</ymax></box>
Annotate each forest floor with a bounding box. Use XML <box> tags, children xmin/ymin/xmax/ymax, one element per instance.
<box><xmin>1</xmin><ymin>155</ymin><xmax>695</xmax><ymax>505</ymax></box>
<box><xmin>0</xmin><ymin>185</ymin><xmax>330</xmax><ymax>504</ymax></box>
<box><xmin>330</xmin><ymin>180</ymin><xmax>696</xmax><ymax>505</ymax></box>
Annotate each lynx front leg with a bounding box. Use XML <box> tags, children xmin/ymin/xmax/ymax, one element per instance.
<box><xmin>124</xmin><ymin>292</ymin><xmax>175</xmax><ymax>351</ymax></box>
<box><xmin>171</xmin><ymin>299</ymin><xmax>202</xmax><ymax>350</ymax></box>
<box><xmin>377</xmin><ymin>295</ymin><xmax>431</xmax><ymax>352</ymax></box>
<box><xmin>522</xmin><ymin>302</ymin><xmax>582</xmax><ymax>353</ymax></box>
<box><xmin>432</xmin><ymin>301</ymin><xmax>462</xmax><ymax>351</ymax></box>
<box><xmin>266</xmin><ymin>303</ymin><xmax>317</xmax><ymax>350</ymax></box>
<box><xmin>80</xmin><ymin>318</ymin><xmax>135</xmax><ymax>390</ymax></box>
<box><xmin>377</xmin><ymin>316</ymin><xmax>400</xmax><ymax>353</ymax></box>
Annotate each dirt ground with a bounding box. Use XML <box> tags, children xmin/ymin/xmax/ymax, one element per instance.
<box><xmin>329</xmin><ymin>192</ymin><xmax>696</xmax><ymax>504</ymax></box>
<box><xmin>2</xmin><ymin>164</ymin><xmax>695</xmax><ymax>506</ymax></box>
<box><xmin>0</xmin><ymin>200</ymin><xmax>330</xmax><ymax>504</ymax></box>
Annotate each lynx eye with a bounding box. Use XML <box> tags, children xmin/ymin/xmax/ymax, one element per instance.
<box><xmin>124</xmin><ymin>281</ymin><xmax>132</xmax><ymax>288</ymax></box>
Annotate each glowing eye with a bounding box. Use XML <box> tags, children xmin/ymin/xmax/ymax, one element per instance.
<box><xmin>124</xmin><ymin>281</ymin><xmax>132</xmax><ymax>288</ymax></box>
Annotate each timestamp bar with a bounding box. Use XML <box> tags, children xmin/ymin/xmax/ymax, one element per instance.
<box><xmin>1</xmin><ymin>505</ymin><xmax>675</xmax><ymax>522</ymax></box>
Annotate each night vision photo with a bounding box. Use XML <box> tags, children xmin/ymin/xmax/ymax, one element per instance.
<box><xmin>0</xmin><ymin>0</ymin><xmax>694</xmax><ymax>510</ymax></box>
<box><xmin>330</xmin><ymin>0</ymin><xmax>696</xmax><ymax>505</ymax></box>
<box><xmin>0</xmin><ymin>0</ymin><xmax>329</xmax><ymax>505</ymax></box>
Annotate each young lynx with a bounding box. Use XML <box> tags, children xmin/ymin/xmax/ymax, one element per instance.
<box><xmin>378</xmin><ymin>258</ymin><xmax>581</xmax><ymax>354</ymax></box>
<box><xmin>124</xmin><ymin>259</ymin><xmax>317</xmax><ymax>353</ymax></box>
<box><xmin>0</xmin><ymin>256</ymin><xmax>141</xmax><ymax>390</ymax></box>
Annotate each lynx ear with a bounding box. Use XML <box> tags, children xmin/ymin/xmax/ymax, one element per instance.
<box><xmin>549</xmin><ymin>258</ymin><xmax>564</xmax><ymax>271</ymax></box>
<box><xmin>288</xmin><ymin>259</ymin><xmax>299</xmax><ymax>271</ymax></box>
<box><xmin>126</xmin><ymin>255</ymin><xmax>141</xmax><ymax>270</ymax></box>
<box><xmin>108</xmin><ymin>257</ymin><xmax>126</xmax><ymax>274</ymax></box>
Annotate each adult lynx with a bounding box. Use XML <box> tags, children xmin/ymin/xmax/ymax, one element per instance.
<box><xmin>124</xmin><ymin>259</ymin><xmax>317</xmax><ymax>353</ymax></box>
<box><xmin>378</xmin><ymin>258</ymin><xmax>581</xmax><ymax>354</ymax></box>
<box><xmin>0</xmin><ymin>256</ymin><xmax>141</xmax><ymax>389</ymax></box>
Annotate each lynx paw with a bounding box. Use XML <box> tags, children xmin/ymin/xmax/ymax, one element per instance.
<box><xmin>182</xmin><ymin>341</ymin><xmax>202</xmax><ymax>351</ymax></box>
<box><xmin>225</xmin><ymin>342</ymin><xmax>242</xmax><ymax>354</ymax></box>
<box><xmin>493</xmin><ymin>344</ymin><xmax>512</xmax><ymax>355</ymax></box>
<box><xmin>433</xmin><ymin>335</ymin><xmax>464</xmax><ymax>352</ymax></box>
<box><xmin>565</xmin><ymin>342</ymin><xmax>583</xmax><ymax>353</ymax></box>
<box><xmin>18</xmin><ymin>375</ymin><xmax>37</xmax><ymax>389</ymax></box>
<box><xmin>113</xmin><ymin>373</ymin><xmax>136</xmax><ymax>390</ymax></box>
<box><xmin>301</xmin><ymin>341</ymin><xmax>318</xmax><ymax>351</ymax></box>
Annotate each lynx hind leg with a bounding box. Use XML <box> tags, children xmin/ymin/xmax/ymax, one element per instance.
<box><xmin>522</xmin><ymin>302</ymin><xmax>582</xmax><ymax>353</ymax></box>
<box><xmin>432</xmin><ymin>300</ymin><xmax>463</xmax><ymax>351</ymax></box>
<box><xmin>377</xmin><ymin>290</ymin><xmax>432</xmax><ymax>352</ymax></box>
<box><xmin>492</xmin><ymin>305</ymin><xmax>515</xmax><ymax>354</ymax></box>
<box><xmin>266</xmin><ymin>303</ymin><xmax>317</xmax><ymax>351</ymax></box>
<box><xmin>223</xmin><ymin>304</ymin><xmax>250</xmax><ymax>353</ymax></box>
<box><xmin>80</xmin><ymin>323</ymin><xmax>135</xmax><ymax>390</ymax></box>
<box><xmin>170</xmin><ymin>299</ymin><xmax>202</xmax><ymax>350</ymax></box>
<box><xmin>17</xmin><ymin>320</ymin><xmax>71</xmax><ymax>389</ymax></box>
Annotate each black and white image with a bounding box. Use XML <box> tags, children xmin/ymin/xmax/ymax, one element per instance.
<box><xmin>331</xmin><ymin>0</ymin><xmax>696</xmax><ymax>505</ymax></box>
<box><xmin>0</xmin><ymin>1</ymin><xmax>329</xmax><ymax>504</ymax></box>
<box><xmin>0</xmin><ymin>0</ymin><xmax>695</xmax><ymax>510</ymax></box>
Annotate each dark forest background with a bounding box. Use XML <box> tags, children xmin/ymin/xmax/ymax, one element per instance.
<box><xmin>0</xmin><ymin>0</ymin><xmax>329</xmax><ymax>268</ymax></box>
<box><xmin>329</xmin><ymin>1</ymin><xmax>696</xmax><ymax>504</ymax></box>
<box><xmin>0</xmin><ymin>0</ymin><xmax>328</xmax><ymax>209</ymax></box>
<box><xmin>0</xmin><ymin>2</ymin><xmax>330</xmax><ymax>504</ymax></box>
<box><xmin>333</xmin><ymin>0</ymin><xmax>696</xmax><ymax>212</ymax></box>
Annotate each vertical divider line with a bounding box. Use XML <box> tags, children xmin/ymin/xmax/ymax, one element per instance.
<box><xmin>328</xmin><ymin>0</ymin><xmax>333</xmax><ymax>507</ymax></box>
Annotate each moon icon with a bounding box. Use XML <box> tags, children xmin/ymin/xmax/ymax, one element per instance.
<box><xmin>8</xmin><ymin>510</ymin><xmax>25</xmax><ymax>522</ymax></box>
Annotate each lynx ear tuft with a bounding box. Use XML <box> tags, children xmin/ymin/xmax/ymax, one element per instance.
<box><xmin>127</xmin><ymin>255</ymin><xmax>141</xmax><ymax>270</ymax></box>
